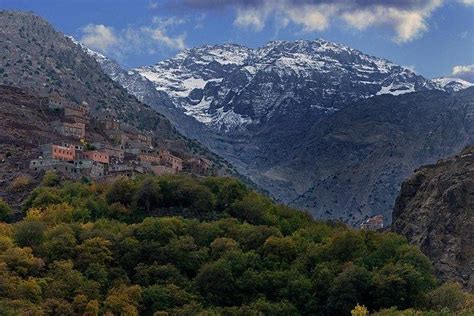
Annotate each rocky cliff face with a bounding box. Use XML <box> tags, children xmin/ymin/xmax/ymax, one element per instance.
<box><xmin>392</xmin><ymin>146</ymin><xmax>474</xmax><ymax>291</ymax></box>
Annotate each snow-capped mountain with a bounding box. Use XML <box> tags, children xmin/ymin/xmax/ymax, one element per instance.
<box><xmin>432</xmin><ymin>77</ymin><xmax>473</xmax><ymax>92</ymax></box>
<box><xmin>132</xmin><ymin>39</ymin><xmax>436</xmax><ymax>131</ymax></box>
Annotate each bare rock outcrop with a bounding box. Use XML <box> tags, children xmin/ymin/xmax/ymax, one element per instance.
<box><xmin>392</xmin><ymin>146</ymin><xmax>474</xmax><ymax>291</ymax></box>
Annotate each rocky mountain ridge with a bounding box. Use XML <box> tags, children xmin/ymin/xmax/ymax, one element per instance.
<box><xmin>392</xmin><ymin>146</ymin><xmax>474</xmax><ymax>291</ymax></box>
<box><xmin>133</xmin><ymin>39</ymin><xmax>438</xmax><ymax>131</ymax></box>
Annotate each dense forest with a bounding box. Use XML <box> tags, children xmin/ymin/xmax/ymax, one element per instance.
<box><xmin>0</xmin><ymin>172</ymin><xmax>472</xmax><ymax>315</ymax></box>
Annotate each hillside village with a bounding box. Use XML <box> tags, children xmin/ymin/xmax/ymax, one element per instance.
<box><xmin>28</xmin><ymin>93</ymin><xmax>214</xmax><ymax>182</ymax></box>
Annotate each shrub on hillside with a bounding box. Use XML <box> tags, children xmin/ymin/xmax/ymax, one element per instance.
<box><xmin>7</xmin><ymin>174</ymin><xmax>32</xmax><ymax>192</ymax></box>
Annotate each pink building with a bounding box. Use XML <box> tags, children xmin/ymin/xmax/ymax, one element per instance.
<box><xmin>360</xmin><ymin>215</ymin><xmax>384</xmax><ymax>230</ymax></box>
<box><xmin>83</xmin><ymin>151</ymin><xmax>110</xmax><ymax>164</ymax></box>
<box><xmin>49</xmin><ymin>144</ymin><xmax>76</xmax><ymax>161</ymax></box>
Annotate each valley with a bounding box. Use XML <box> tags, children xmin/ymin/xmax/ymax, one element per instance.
<box><xmin>88</xmin><ymin>39</ymin><xmax>474</xmax><ymax>226</ymax></box>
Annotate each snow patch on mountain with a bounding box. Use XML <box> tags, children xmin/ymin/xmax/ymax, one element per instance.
<box><xmin>377</xmin><ymin>83</ymin><xmax>416</xmax><ymax>96</ymax></box>
<box><xmin>432</xmin><ymin>77</ymin><xmax>473</xmax><ymax>92</ymax></box>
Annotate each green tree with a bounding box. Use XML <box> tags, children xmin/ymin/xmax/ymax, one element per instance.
<box><xmin>230</xmin><ymin>192</ymin><xmax>272</xmax><ymax>225</ymax></box>
<box><xmin>0</xmin><ymin>246</ymin><xmax>44</xmax><ymax>277</ymax></box>
<box><xmin>141</xmin><ymin>284</ymin><xmax>194</xmax><ymax>316</ymax></box>
<box><xmin>13</xmin><ymin>220</ymin><xmax>47</xmax><ymax>250</ymax></box>
<box><xmin>0</xmin><ymin>199</ymin><xmax>12</xmax><ymax>222</ymax></box>
<box><xmin>41</xmin><ymin>170</ymin><xmax>61</xmax><ymax>187</ymax></box>
<box><xmin>262</xmin><ymin>236</ymin><xmax>297</xmax><ymax>263</ymax></box>
<box><xmin>133</xmin><ymin>178</ymin><xmax>162</xmax><ymax>213</ymax></box>
<box><xmin>103</xmin><ymin>284</ymin><xmax>142</xmax><ymax>316</ymax></box>
<box><xmin>43</xmin><ymin>260</ymin><xmax>100</xmax><ymax>300</ymax></box>
<box><xmin>133</xmin><ymin>263</ymin><xmax>187</xmax><ymax>287</ymax></box>
<box><xmin>426</xmin><ymin>282</ymin><xmax>470</xmax><ymax>312</ymax></box>
<box><xmin>76</xmin><ymin>237</ymin><xmax>113</xmax><ymax>268</ymax></box>
<box><xmin>327</xmin><ymin>263</ymin><xmax>373</xmax><ymax>315</ymax></box>
<box><xmin>41</xmin><ymin>224</ymin><xmax>77</xmax><ymax>262</ymax></box>
<box><xmin>195</xmin><ymin>258</ymin><xmax>237</xmax><ymax>306</ymax></box>
<box><xmin>106</xmin><ymin>177</ymin><xmax>136</xmax><ymax>207</ymax></box>
<box><xmin>210</xmin><ymin>237</ymin><xmax>240</xmax><ymax>259</ymax></box>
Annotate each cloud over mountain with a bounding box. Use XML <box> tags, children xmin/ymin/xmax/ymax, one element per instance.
<box><xmin>452</xmin><ymin>64</ymin><xmax>474</xmax><ymax>82</ymax></box>
<box><xmin>79</xmin><ymin>17</ymin><xmax>187</xmax><ymax>63</ymax></box>
<box><xmin>170</xmin><ymin>0</ymin><xmax>471</xmax><ymax>42</ymax></box>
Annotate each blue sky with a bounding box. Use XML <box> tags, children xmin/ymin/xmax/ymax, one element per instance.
<box><xmin>1</xmin><ymin>0</ymin><xmax>473</xmax><ymax>80</ymax></box>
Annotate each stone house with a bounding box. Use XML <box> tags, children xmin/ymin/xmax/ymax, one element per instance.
<box><xmin>53</xmin><ymin>121</ymin><xmax>86</xmax><ymax>139</ymax></box>
<box><xmin>73</xmin><ymin>160</ymin><xmax>106</xmax><ymax>179</ymax></box>
<box><xmin>64</xmin><ymin>103</ymin><xmax>89</xmax><ymax>124</ymax></box>
<box><xmin>124</xmin><ymin>131</ymin><xmax>153</xmax><ymax>148</ymax></box>
<box><xmin>104</xmin><ymin>118</ymin><xmax>120</xmax><ymax>130</ymax></box>
<box><xmin>124</xmin><ymin>152</ymin><xmax>138</xmax><ymax>162</ymax></box>
<box><xmin>101</xmin><ymin>167</ymin><xmax>144</xmax><ymax>183</ymax></box>
<box><xmin>30</xmin><ymin>159</ymin><xmax>80</xmax><ymax>177</ymax></box>
<box><xmin>30</xmin><ymin>158</ymin><xmax>59</xmax><ymax>171</ymax></box>
<box><xmin>48</xmin><ymin>93</ymin><xmax>67</xmax><ymax>110</ymax></box>
<box><xmin>62</xmin><ymin>142</ymin><xmax>84</xmax><ymax>151</ymax></box>
<box><xmin>103</xmin><ymin>146</ymin><xmax>124</xmax><ymax>161</ymax></box>
<box><xmin>138</xmin><ymin>153</ymin><xmax>162</xmax><ymax>165</ymax></box>
<box><xmin>108</xmin><ymin>163</ymin><xmax>133</xmax><ymax>174</ymax></box>
<box><xmin>159</xmin><ymin>150</ymin><xmax>183</xmax><ymax>172</ymax></box>
<box><xmin>92</xmin><ymin>142</ymin><xmax>125</xmax><ymax>161</ymax></box>
<box><xmin>184</xmin><ymin>157</ymin><xmax>212</xmax><ymax>175</ymax></box>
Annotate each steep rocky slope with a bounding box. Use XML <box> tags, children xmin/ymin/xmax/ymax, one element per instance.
<box><xmin>290</xmin><ymin>88</ymin><xmax>474</xmax><ymax>224</ymax></box>
<box><xmin>392</xmin><ymin>146</ymin><xmax>474</xmax><ymax>291</ymax></box>
<box><xmin>0</xmin><ymin>11</ymin><xmax>173</xmax><ymax>139</ymax></box>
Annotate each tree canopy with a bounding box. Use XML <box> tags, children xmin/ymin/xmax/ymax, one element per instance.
<box><xmin>0</xmin><ymin>173</ymin><xmax>472</xmax><ymax>315</ymax></box>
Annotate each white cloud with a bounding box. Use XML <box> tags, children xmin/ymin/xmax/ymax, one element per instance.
<box><xmin>452</xmin><ymin>64</ymin><xmax>474</xmax><ymax>82</ymax></box>
<box><xmin>80</xmin><ymin>24</ymin><xmax>118</xmax><ymax>52</ymax></box>
<box><xmin>187</xmin><ymin>0</ymin><xmax>469</xmax><ymax>43</ymax></box>
<box><xmin>144</xmin><ymin>17</ymin><xmax>187</xmax><ymax>50</ymax></box>
<box><xmin>79</xmin><ymin>17</ymin><xmax>188</xmax><ymax>61</ymax></box>
<box><xmin>147</xmin><ymin>27</ymin><xmax>186</xmax><ymax>50</ymax></box>
<box><xmin>453</xmin><ymin>64</ymin><xmax>474</xmax><ymax>75</ymax></box>
<box><xmin>234</xmin><ymin>7</ymin><xmax>266</xmax><ymax>31</ymax></box>
<box><xmin>285</xmin><ymin>4</ymin><xmax>336</xmax><ymax>32</ymax></box>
